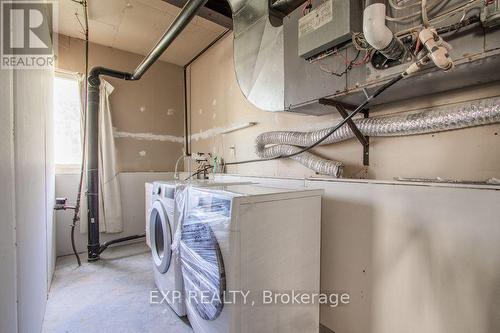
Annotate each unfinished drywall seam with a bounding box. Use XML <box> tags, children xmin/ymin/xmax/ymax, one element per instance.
<box><xmin>113</xmin><ymin>126</ymin><xmax>247</xmax><ymax>143</ymax></box>
<box><xmin>113</xmin><ymin>129</ymin><xmax>184</xmax><ymax>143</ymax></box>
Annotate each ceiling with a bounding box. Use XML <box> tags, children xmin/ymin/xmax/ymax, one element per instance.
<box><xmin>56</xmin><ymin>0</ymin><xmax>228</xmax><ymax>66</ymax></box>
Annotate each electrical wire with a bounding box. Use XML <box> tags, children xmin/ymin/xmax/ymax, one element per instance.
<box><xmin>318</xmin><ymin>0</ymin><xmax>462</xmax><ymax>67</ymax></box>
<box><xmin>197</xmin><ymin>59</ymin><xmax>429</xmax><ymax>178</ymax></box>
<box><xmin>436</xmin><ymin>14</ymin><xmax>480</xmax><ymax>35</ymax></box>
<box><xmin>215</xmin><ymin>74</ymin><xmax>405</xmax><ymax>170</ymax></box>
<box><xmin>352</xmin><ymin>32</ymin><xmax>373</xmax><ymax>51</ymax></box>
<box><xmin>174</xmin><ymin>154</ymin><xmax>185</xmax><ymax>179</ymax></box>
<box><xmin>319</xmin><ymin>50</ymin><xmax>362</xmax><ymax>77</ymax></box>
<box><xmin>185</xmin><ymin>165</ymin><xmax>213</xmax><ymax>180</ymax></box>
<box><xmin>395</xmin><ymin>0</ymin><xmax>483</xmax><ymax>37</ymax></box>
<box><xmin>183</xmin><ymin>2</ymin><xmax>479</xmax><ymax>180</ymax></box>
<box><xmin>183</xmin><ymin>1</ymin><xmax>475</xmax><ymax>179</ymax></box>
<box><xmin>70</xmin><ymin>0</ymin><xmax>89</xmax><ymax>267</ymax></box>
<box><xmin>302</xmin><ymin>0</ymin><xmax>312</xmax><ymax>16</ymax></box>
<box><xmin>446</xmin><ymin>7</ymin><xmax>479</xmax><ymax>36</ymax></box>
<box><xmin>352</xmin><ymin>50</ymin><xmax>373</xmax><ymax>67</ymax></box>
<box><xmin>386</xmin><ymin>0</ymin><xmax>443</xmax><ymax>22</ymax></box>
<box><xmin>388</xmin><ymin>0</ymin><xmax>423</xmax><ymax>10</ymax></box>
<box><xmin>422</xmin><ymin>0</ymin><xmax>430</xmax><ymax>27</ymax></box>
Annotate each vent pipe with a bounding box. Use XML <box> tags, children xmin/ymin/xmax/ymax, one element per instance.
<box><xmin>86</xmin><ymin>0</ymin><xmax>208</xmax><ymax>261</ymax></box>
<box><xmin>363</xmin><ymin>0</ymin><xmax>405</xmax><ymax>60</ymax></box>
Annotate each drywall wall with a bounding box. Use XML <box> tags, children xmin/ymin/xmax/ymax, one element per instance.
<box><xmin>13</xmin><ymin>67</ymin><xmax>54</xmax><ymax>333</ymax></box>
<box><xmin>46</xmin><ymin>65</ymin><xmax>56</xmax><ymax>290</ymax></box>
<box><xmin>309</xmin><ymin>179</ymin><xmax>500</xmax><ymax>333</ymax></box>
<box><xmin>191</xmin><ymin>32</ymin><xmax>500</xmax><ymax>333</ymax></box>
<box><xmin>187</xmin><ymin>33</ymin><xmax>500</xmax><ymax>181</ymax></box>
<box><xmin>0</xmin><ymin>66</ymin><xmax>18</xmax><ymax>333</ymax></box>
<box><xmin>215</xmin><ymin>174</ymin><xmax>500</xmax><ymax>333</ymax></box>
<box><xmin>55</xmin><ymin>34</ymin><xmax>185</xmax><ymax>172</ymax></box>
<box><xmin>1</xmin><ymin>12</ymin><xmax>55</xmax><ymax>333</ymax></box>
<box><xmin>55</xmin><ymin>172</ymin><xmax>176</xmax><ymax>256</ymax></box>
<box><xmin>55</xmin><ymin>34</ymin><xmax>187</xmax><ymax>260</ymax></box>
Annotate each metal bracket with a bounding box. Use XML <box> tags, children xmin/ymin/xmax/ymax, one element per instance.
<box><xmin>319</xmin><ymin>99</ymin><xmax>370</xmax><ymax>166</ymax></box>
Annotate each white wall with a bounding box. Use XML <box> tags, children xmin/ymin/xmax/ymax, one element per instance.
<box><xmin>13</xmin><ymin>68</ymin><xmax>54</xmax><ymax>333</ymax></box>
<box><xmin>46</xmin><ymin>71</ymin><xmax>56</xmax><ymax>288</ymax></box>
<box><xmin>0</xmin><ymin>64</ymin><xmax>18</xmax><ymax>333</ymax></box>
<box><xmin>0</xmin><ymin>63</ymin><xmax>54</xmax><ymax>333</ymax></box>
<box><xmin>309</xmin><ymin>179</ymin><xmax>500</xmax><ymax>333</ymax></box>
<box><xmin>56</xmin><ymin>34</ymin><xmax>185</xmax><ymax>173</ymax></box>
<box><xmin>188</xmin><ymin>33</ymin><xmax>500</xmax><ymax>181</ymax></box>
<box><xmin>215</xmin><ymin>174</ymin><xmax>500</xmax><ymax>333</ymax></box>
<box><xmin>55</xmin><ymin>172</ymin><xmax>177</xmax><ymax>256</ymax></box>
<box><xmin>0</xmin><ymin>26</ymin><xmax>55</xmax><ymax>333</ymax></box>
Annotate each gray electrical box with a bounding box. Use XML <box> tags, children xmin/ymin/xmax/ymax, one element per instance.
<box><xmin>298</xmin><ymin>0</ymin><xmax>362</xmax><ymax>59</ymax></box>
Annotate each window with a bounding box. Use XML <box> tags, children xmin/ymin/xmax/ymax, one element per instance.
<box><xmin>53</xmin><ymin>73</ymin><xmax>82</xmax><ymax>170</ymax></box>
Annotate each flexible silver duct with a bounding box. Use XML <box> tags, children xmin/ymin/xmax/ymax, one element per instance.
<box><xmin>256</xmin><ymin>99</ymin><xmax>500</xmax><ymax>176</ymax></box>
<box><xmin>258</xmin><ymin>144</ymin><xmax>344</xmax><ymax>178</ymax></box>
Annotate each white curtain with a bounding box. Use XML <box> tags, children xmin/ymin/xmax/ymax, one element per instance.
<box><xmin>78</xmin><ymin>75</ymin><xmax>88</xmax><ymax>233</ymax></box>
<box><xmin>80</xmin><ymin>79</ymin><xmax>123</xmax><ymax>233</ymax></box>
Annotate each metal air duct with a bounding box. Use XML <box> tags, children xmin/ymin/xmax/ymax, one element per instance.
<box><xmin>227</xmin><ymin>0</ymin><xmax>500</xmax><ymax>115</ymax></box>
<box><xmin>227</xmin><ymin>0</ymin><xmax>286</xmax><ymax>111</ymax></box>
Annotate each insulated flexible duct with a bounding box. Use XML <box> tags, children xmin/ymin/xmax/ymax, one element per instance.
<box><xmin>255</xmin><ymin>99</ymin><xmax>500</xmax><ymax>176</ymax></box>
<box><xmin>257</xmin><ymin>144</ymin><xmax>344</xmax><ymax>178</ymax></box>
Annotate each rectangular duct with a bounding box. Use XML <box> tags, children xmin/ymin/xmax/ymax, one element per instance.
<box><xmin>282</xmin><ymin>0</ymin><xmax>500</xmax><ymax>115</ymax></box>
<box><xmin>228</xmin><ymin>0</ymin><xmax>500</xmax><ymax>115</ymax></box>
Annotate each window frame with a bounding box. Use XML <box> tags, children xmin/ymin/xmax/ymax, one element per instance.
<box><xmin>54</xmin><ymin>69</ymin><xmax>83</xmax><ymax>175</ymax></box>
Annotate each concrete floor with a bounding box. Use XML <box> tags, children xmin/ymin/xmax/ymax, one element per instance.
<box><xmin>42</xmin><ymin>242</ymin><xmax>192</xmax><ymax>333</ymax></box>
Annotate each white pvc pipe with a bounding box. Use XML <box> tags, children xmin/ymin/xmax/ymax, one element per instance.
<box><xmin>363</xmin><ymin>3</ymin><xmax>393</xmax><ymax>50</ymax></box>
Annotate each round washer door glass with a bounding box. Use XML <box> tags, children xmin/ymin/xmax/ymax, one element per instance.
<box><xmin>149</xmin><ymin>201</ymin><xmax>172</xmax><ymax>273</ymax></box>
<box><xmin>181</xmin><ymin>216</ymin><xmax>225</xmax><ymax>321</ymax></box>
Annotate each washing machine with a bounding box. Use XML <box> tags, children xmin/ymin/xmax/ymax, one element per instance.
<box><xmin>146</xmin><ymin>179</ymin><xmax>253</xmax><ymax>317</ymax></box>
<box><xmin>180</xmin><ymin>184</ymin><xmax>323</xmax><ymax>333</ymax></box>
<box><xmin>145</xmin><ymin>182</ymin><xmax>153</xmax><ymax>248</ymax></box>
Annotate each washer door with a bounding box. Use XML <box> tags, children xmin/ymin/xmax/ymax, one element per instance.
<box><xmin>181</xmin><ymin>216</ymin><xmax>226</xmax><ymax>321</ymax></box>
<box><xmin>149</xmin><ymin>200</ymin><xmax>172</xmax><ymax>273</ymax></box>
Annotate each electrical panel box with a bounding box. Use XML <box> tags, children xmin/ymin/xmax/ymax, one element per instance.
<box><xmin>297</xmin><ymin>0</ymin><xmax>362</xmax><ymax>59</ymax></box>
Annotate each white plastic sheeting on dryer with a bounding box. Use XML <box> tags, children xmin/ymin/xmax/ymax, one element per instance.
<box><xmin>146</xmin><ymin>179</ymin><xmax>253</xmax><ymax>317</ymax></box>
<box><xmin>179</xmin><ymin>184</ymin><xmax>323</xmax><ymax>333</ymax></box>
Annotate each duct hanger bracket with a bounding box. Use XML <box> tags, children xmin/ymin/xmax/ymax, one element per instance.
<box><xmin>319</xmin><ymin>98</ymin><xmax>370</xmax><ymax>166</ymax></box>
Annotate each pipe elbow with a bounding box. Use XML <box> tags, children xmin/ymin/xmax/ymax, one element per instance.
<box><xmin>363</xmin><ymin>2</ymin><xmax>405</xmax><ymax>60</ymax></box>
<box><xmin>363</xmin><ymin>3</ymin><xmax>393</xmax><ymax>50</ymax></box>
<box><xmin>89</xmin><ymin>66</ymin><xmax>104</xmax><ymax>77</ymax></box>
<box><xmin>88</xmin><ymin>66</ymin><xmax>105</xmax><ymax>87</ymax></box>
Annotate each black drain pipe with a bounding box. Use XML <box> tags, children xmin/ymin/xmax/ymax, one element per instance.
<box><xmin>86</xmin><ymin>0</ymin><xmax>209</xmax><ymax>261</ymax></box>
